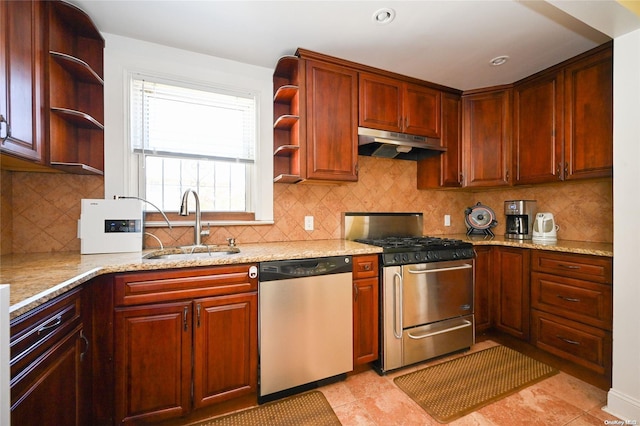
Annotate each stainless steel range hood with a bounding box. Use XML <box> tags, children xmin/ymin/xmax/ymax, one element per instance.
<box><xmin>357</xmin><ymin>127</ymin><xmax>445</xmax><ymax>161</ymax></box>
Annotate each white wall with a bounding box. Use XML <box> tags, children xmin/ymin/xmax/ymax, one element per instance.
<box><xmin>607</xmin><ymin>28</ymin><xmax>640</xmax><ymax>421</ymax></box>
<box><xmin>102</xmin><ymin>33</ymin><xmax>274</xmax><ymax>221</ymax></box>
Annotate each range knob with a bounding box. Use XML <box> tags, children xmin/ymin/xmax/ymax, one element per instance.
<box><xmin>414</xmin><ymin>252</ymin><xmax>423</xmax><ymax>261</ymax></box>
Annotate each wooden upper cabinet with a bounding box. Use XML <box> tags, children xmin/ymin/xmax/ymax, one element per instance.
<box><xmin>359</xmin><ymin>72</ymin><xmax>440</xmax><ymax>138</ymax></box>
<box><xmin>513</xmin><ymin>70</ymin><xmax>563</xmax><ymax>185</ymax></box>
<box><xmin>564</xmin><ymin>45</ymin><xmax>613</xmax><ymax>180</ymax></box>
<box><xmin>0</xmin><ymin>0</ymin><xmax>46</xmax><ymax>163</ymax></box>
<box><xmin>1</xmin><ymin>0</ymin><xmax>104</xmax><ymax>174</ymax></box>
<box><xmin>305</xmin><ymin>59</ymin><xmax>358</xmax><ymax>181</ymax></box>
<box><xmin>513</xmin><ymin>43</ymin><xmax>612</xmax><ymax>184</ymax></box>
<box><xmin>417</xmin><ymin>92</ymin><xmax>462</xmax><ymax>189</ymax></box>
<box><xmin>462</xmin><ymin>88</ymin><xmax>512</xmax><ymax>187</ymax></box>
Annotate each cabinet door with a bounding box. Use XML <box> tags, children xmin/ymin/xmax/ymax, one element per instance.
<box><xmin>193</xmin><ymin>293</ymin><xmax>257</xmax><ymax>409</ymax></box>
<box><xmin>417</xmin><ymin>92</ymin><xmax>461</xmax><ymax>188</ymax></box>
<box><xmin>0</xmin><ymin>0</ymin><xmax>45</xmax><ymax>162</ymax></box>
<box><xmin>462</xmin><ymin>89</ymin><xmax>512</xmax><ymax>187</ymax></box>
<box><xmin>358</xmin><ymin>72</ymin><xmax>402</xmax><ymax>132</ymax></box>
<box><xmin>493</xmin><ymin>247</ymin><xmax>530</xmax><ymax>340</ymax></box>
<box><xmin>115</xmin><ymin>301</ymin><xmax>192</xmax><ymax>425</ymax></box>
<box><xmin>10</xmin><ymin>327</ymin><xmax>89</xmax><ymax>426</ymax></box>
<box><xmin>473</xmin><ymin>246</ymin><xmax>492</xmax><ymax>333</ymax></box>
<box><xmin>305</xmin><ymin>60</ymin><xmax>358</xmax><ymax>181</ymax></box>
<box><xmin>563</xmin><ymin>46</ymin><xmax>613</xmax><ymax>180</ymax></box>
<box><xmin>403</xmin><ymin>83</ymin><xmax>441</xmax><ymax>138</ymax></box>
<box><xmin>353</xmin><ymin>277</ymin><xmax>379</xmax><ymax>365</ymax></box>
<box><xmin>513</xmin><ymin>70</ymin><xmax>563</xmax><ymax>184</ymax></box>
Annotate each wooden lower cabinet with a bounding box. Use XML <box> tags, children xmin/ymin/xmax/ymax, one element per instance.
<box><xmin>115</xmin><ymin>301</ymin><xmax>192</xmax><ymax>423</ymax></box>
<box><xmin>352</xmin><ymin>255</ymin><xmax>379</xmax><ymax>366</ymax></box>
<box><xmin>531</xmin><ymin>310</ymin><xmax>611</xmax><ymax>375</ymax></box>
<box><xmin>113</xmin><ymin>265</ymin><xmax>258</xmax><ymax>425</ymax></box>
<box><xmin>530</xmin><ymin>250</ymin><xmax>612</xmax><ymax>378</ymax></box>
<box><xmin>193</xmin><ymin>294</ymin><xmax>257</xmax><ymax>409</ymax></box>
<box><xmin>10</xmin><ymin>287</ymin><xmax>91</xmax><ymax>426</ymax></box>
<box><xmin>492</xmin><ymin>247</ymin><xmax>530</xmax><ymax>340</ymax></box>
<box><xmin>473</xmin><ymin>246</ymin><xmax>492</xmax><ymax>333</ymax></box>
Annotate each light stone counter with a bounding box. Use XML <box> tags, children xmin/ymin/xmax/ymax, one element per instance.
<box><xmin>2</xmin><ymin>240</ymin><xmax>382</xmax><ymax>320</ymax></box>
<box><xmin>459</xmin><ymin>234</ymin><xmax>613</xmax><ymax>257</ymax></box>
<box><xmin>2</xmin><ymin>236</ymin><xmax>612</xmax><ymax>320</ymax></box>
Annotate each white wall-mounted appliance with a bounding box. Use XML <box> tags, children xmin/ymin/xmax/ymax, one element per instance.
<box><xmin>78</xmin><ymin>199</ymin><xmax>143</xmax><ymax>254</ymax></box>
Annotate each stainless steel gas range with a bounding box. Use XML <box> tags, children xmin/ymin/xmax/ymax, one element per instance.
<box><xmin>345</xmin><ymin>212</ymin><xmax>475</xmax><ymax>374</ymax></box>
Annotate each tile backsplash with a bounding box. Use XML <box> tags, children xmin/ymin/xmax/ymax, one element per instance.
<box><xmin>1</xmin><ymin>157</ymin><xmax>612</xmax><ymax>254</ymax></box>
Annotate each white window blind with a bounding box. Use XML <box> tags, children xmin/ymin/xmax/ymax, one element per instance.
<box><xmin>131</xmin><ymin>76</ymin><xmax>256</xmax><ymax>163</ymax></box>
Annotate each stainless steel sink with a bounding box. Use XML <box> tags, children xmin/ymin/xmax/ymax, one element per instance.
<box><xmin>143</xmin><ymin>245</ymin><xmax>240</xmax><ymax>260</ymax></box>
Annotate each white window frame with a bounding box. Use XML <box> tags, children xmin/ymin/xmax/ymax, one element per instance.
<box><xmin>129</xmin><ymin>72</ymin><xmax>257</xmax><ymax>214</ymax></box>
<box><xmin>103</xmin><ymin>35</ymin><xmax>274</xmax><ymax>225</ymax></box>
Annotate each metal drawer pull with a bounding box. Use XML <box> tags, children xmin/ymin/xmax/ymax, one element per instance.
<box><xmin>407</xmin><ymin>320</ymin><xmax>472</xmax><ymax>340</ymax></box>
<box><xmin>557</xmin><ymin>336</ymin><xmax>581</xmax><ymax>345</ymax></box>
<box><xmin>37</xmin><ymin>315</ymin><xmax>62</xmax><ymax>335</ymax></box>
<box><xmin>557</xmin><ymin>295</ymin><xmax>581</xmax><ymax>303</ymax></box>
<box><xmin>558</xmin><ymin>264</ymin><xmax>580</xmax><ymax>269</ymax></box>
<box><xmin>80</xmin><ymin>330</ymin><xmax>89</xmax><ymax>362</ymax></box>
<box><xmin>183</xmin><ymin>306</ymin><xmax>189</xmax><ymax>331</ymax></box>
<box><xmin>408</xmin><ymin>264</ymin><xmax>473</xmax><ymax>274</ymax></box>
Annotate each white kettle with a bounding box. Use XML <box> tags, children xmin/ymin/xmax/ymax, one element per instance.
<box><xmin>532</xmin><ymin>212</ymin><xmax>558</xmax><ymax>241</ymax></box>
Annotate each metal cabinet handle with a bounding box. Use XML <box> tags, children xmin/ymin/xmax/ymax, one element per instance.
<box><xmin>37</xmin><ymin>315</ymin><xmax>62</xmax><ymax>335</ymax></box>
<box><xmin>80</xmin><ymin>330</ymin><xmax>89</xmax><ymax>362</ymax></box>
<box><xmin>0</xmin><ymin>114</ymin><xmax>10</xmax><ymax>143</ymax></box>
<box><xmin>183</xmin><ymin>306</ymin><xmax>189</xmax><ymax>331</ymax></box>
<box><xmin>559</xmin><ymin>264</ymin><xmax>580</xmax><ymax>270</ymax></box>
<box><xmin>557</xmin><ymin>295</ymin><xmax>581</xmax><ymax>303</ymax></box>
<box><xmin>196</xmin><ymin>303</ymin><xmax>201</xmax><ymax>327</ymax></box>
<box><xmin>557</xmin><ymin>335</ymin><xmax>580</xmax><ymax>345</ymax></box>
<box><xmin>407</xmin><ymin>320</ymin><xmax>473</xmax><ymax>340</ymax></box>
<box><xmin>557</xmin><ymin>163</ymin><xmax>562</xmax><ymax>178</ymax></box>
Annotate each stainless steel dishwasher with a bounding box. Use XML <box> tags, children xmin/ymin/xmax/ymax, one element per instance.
<box><xmin>258</xmin><ymin>256</ymin><xmax>353</xmax><ymax>403</ymax></box>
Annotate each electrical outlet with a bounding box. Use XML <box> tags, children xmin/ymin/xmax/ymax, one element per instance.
<box><xmin>304</xmin><ymin>216</ymin><xmax>314</xmax><ymax>231</ymax></box>
<box><xmin>444</xmin><ymin>214</ymin><xmax>451</xmax><ymax>227</ymax></box>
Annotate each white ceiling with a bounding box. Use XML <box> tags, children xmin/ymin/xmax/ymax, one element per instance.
<box><xmin>70</xmin><ymin>1</ymin><xmax>618</xmax><ymax>91</ymax></box>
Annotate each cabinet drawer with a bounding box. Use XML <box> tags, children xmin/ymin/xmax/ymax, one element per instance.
<box><xmin>531</xmin><ymin>272</ymin><xmax>612</xmax><ymax>330</ymax></box>
<box><xmin>531</xmin><ymin>309</ymin><xmax>611</xmax><ymax>375</ymax></box>
<box><xmin>114</xmin><ymin>265</ymin><xmax>258</xmax><ymax>306</ymax></box>
<box><xmin>531</xmin><ymin>250</ymin><xmax>612</xmax><ymax>283</ymax></box>
<box><xmin>353</xmin><ymin>255</ymin><xmax>379</xmax><ymax>279</ymax></box>
<box><xmin>10</xmin><ymin>287</ymin><xmax>83</xmax><ymax>377</ymax></box>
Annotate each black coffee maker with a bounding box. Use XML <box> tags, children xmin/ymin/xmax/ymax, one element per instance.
<box><xmin>504</xmin><ymin>200</ymin><xmax>536</xmax><ymax>239</ymax></box>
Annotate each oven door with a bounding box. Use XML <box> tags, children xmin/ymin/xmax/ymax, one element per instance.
<box><xmin>402</xmin><ymin>259</ymin><xmax>473</xmax><ymax>328</ymax></box>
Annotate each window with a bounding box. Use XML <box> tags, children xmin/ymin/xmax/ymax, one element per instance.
<box><xmin>130</xmin><ymin>74</ymin><xmax>257</xmax><ymax>214</ymax></box>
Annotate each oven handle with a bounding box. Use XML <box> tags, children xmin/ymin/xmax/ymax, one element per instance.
<box><xmin>393</xmin><ymin>272</ymin><xmax>403</xmax><ymax>339</ymax></box>
<box><xmin>406</xmin><ymin>320</ymin><xmax>473</xmax><ymax>340</ymax></box>
<box><xmin>407</xmin><ymin>264</ymin><xmax>473</xmax><ymax>274</ymax></box>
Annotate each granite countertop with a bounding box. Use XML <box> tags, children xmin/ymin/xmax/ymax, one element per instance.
<box><xmin>1</xmin><ymin>237</ymin><xmax>612</xmax><ymax>320</ymax></box>
<box><xmin>2</xmin><ymin>240</ymin><xmax>381</xmax><ymax>320</ymax></box>
<box><xmin>458</xmin><ymin>234</ymin><xmax>613</xmax><ymax>257</ymax></box>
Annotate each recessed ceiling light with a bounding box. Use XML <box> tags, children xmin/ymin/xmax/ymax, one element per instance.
<box><xmin>372</xmin><ymin>8</ymin><xmax>395</xmax><ymax>25</ymax></box>
<box><xmin>490</xmin><ymin>56</ymin><xmax>510</xmax><ymax>66</ymax></box>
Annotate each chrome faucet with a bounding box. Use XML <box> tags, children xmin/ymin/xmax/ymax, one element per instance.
<box><xmin>180</xmin><ymin>189</ymin><xmax>203</xmax><ymax>246</ymax></box>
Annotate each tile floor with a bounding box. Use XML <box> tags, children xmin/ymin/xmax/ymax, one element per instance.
<box><xmin>319</xmin><ymin>340</ymin><xmax>621</xmax><ymax>426</ymax></box>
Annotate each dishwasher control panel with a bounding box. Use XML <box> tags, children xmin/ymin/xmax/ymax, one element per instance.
<box><xmin>259</xmin><ymin>256</ymin><xmax>352</xmax><ymax>281</ymax></box>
